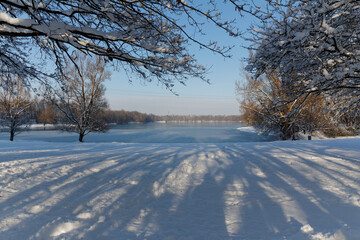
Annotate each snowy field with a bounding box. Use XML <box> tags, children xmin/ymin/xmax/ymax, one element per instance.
<box><xmin>0</xmin><ymin>137</ymin><xmax>360</xmax><ymax>239</ymax></box>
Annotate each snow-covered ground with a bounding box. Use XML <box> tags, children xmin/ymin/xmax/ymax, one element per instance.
<box><xmin>0</xmin><ymin>137</ymin><xmax>359</xmax><ymax>239</ymax></box>
<box><xmin>29</xmin><ymin>124</ymin><xmax>57</xmax><ymax>130</ymax></box>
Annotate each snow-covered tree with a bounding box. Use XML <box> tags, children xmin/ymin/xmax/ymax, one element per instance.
<box><xmin>237</xmin><ymin>71</ymin><xmax>333</xmax><ymax>139</ymax></box>
<box><xmin>246</xmin><ymin>0</ymin><xmax>360</xmax><ymax>112</ymax></box>
<box><xmin>237</xmin><ymin>72</ymin><xmax>298</xmax><ymax>139</ymax></box>
<box><xmin>0</xmin><ymin>0</ymin><xmax>263</xmax><ymax>88</ymax></box>
<box><xmin>49</xmin><ymin>52</ymin><xmax>109</xmax><ymax>142</ymax></box>
<box><xmin>0</xmin><ymin>71</ymin><xmax>32</xmax><ymax>141</ymax></box>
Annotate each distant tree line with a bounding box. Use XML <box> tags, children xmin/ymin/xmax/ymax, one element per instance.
<box><xmin>103</xmin><ymin>110</ymin><xmax>156</xmax><ymax>124</ymax></box>
<box><xmin>158</xmin><ymin>115</ymin><xmax>240</xmax><ymax>122</ymax></box>
<box><xmin>34</xmin><ymin>106</ymin><xmax>240</xmax><ymax>125</ymax></box>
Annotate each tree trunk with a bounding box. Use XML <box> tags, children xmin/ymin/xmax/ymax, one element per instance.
<box><xmin>10</xmin><ymin>129</ymin><xmax>14</xmax><ymax>141</ymax></box>
<box><xmin>79</xmin><ymin>132</ymin><xmax>84</xmax><ymax>142</ymax></box>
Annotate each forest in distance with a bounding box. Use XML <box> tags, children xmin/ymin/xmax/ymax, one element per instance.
<box><xmin>32</xmin><ymin>100</ymin><xmax>241</xmax><ymax>126</ymax></box>
<box><xmin>103</xmin><ymin>110</ymin><xmax>240</xmax><ymax>124</ymax></box>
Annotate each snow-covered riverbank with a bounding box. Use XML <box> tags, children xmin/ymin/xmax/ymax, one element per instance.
<box><xmin>1</xmin><ymin>137</ymin><xmax>359</xmax><ymax>239</ymax></box>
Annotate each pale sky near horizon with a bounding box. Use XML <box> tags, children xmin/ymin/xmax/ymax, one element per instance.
<box><xmin>105</xmin><ymin>4</ymin><xmax>258</xmax><ymax>116</ymax></box>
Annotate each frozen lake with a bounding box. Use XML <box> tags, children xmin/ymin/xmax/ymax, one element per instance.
<box><xmin>0</xmin><ymin>122</ymin><xmax>277</xmax><ymax>143</ymax></box>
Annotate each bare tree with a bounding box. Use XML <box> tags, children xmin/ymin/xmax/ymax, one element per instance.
<box><xmin>37</xmin><ymin>102</ymin><xmax>56</xmax><ymax>126</ymax></box>
<box><xmin>0</xmin><ymin>71</ymin><xmax>32</xmax><ymax>141</ymax></box>
<box><xmin>48</xmin><ymin>51</ymin><xmax>110</xmax><ymax>142</ymax></box>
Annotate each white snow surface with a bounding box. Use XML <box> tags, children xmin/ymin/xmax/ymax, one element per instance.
<box><xmin>0</xmin><ymin>138</ymin><xmax>360</xmax><ymax>239</ymax></box>
<box><xmin>236</xmin><ymin>126</ymin><xmax>257</xmax><ymax>133</ymax></box>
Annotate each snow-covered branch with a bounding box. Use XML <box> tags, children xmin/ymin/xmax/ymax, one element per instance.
<box><xmin>246</xmin><ymin>0</ymin><xmax>360</xmax><ymax>111</ymax></box>
<box><xmin>0</xmin><ymin>0</ymin><xmax>263</xmax><ymax>87</ymax></box>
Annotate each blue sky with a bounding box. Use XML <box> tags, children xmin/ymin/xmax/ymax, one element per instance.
<box><xmin>105</xmin><ymin>4</ymin><xmax>257</xmax><ymax>115</ymax></box>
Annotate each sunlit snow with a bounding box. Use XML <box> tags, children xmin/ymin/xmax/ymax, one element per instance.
<box><xmin>0</xmin><ymin>136</ymin><xmax>359</xmax><ymax>239</ymax></box>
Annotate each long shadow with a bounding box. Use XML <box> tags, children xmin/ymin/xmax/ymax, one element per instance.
<box><xmin>72</xmin><ymin>145</ymin><xmax>232</xmax><ymax>239</ymax></box>
<box><xmin>222</xmin><ymin>142</ymin><xmax>360</xmax><ymax>238</ymax></box>
<box><xmin>273</xmin><ymin>143</ymin><xmax>360</xmax><ymax>193</ymax></box>
<box><xmin>1</xmin><ymin>140</ymin><xmax>359</xmax><ymax>239</ymax></box>
<box><xmin>0</xmin><ymin>144</ymin><xmax>211</xmax><ymax>239</ymax></box>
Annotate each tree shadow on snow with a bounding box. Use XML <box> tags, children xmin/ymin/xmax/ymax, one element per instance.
<box><xmin>0</xmin><ymin>140</ymin><xmax>359</xmax><ymax>239</ymax></box>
